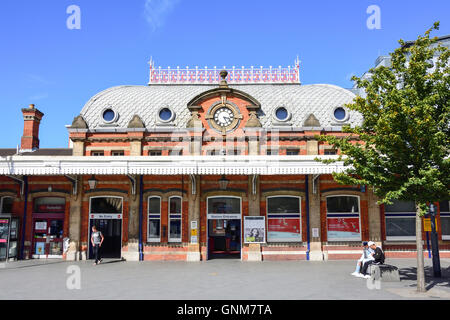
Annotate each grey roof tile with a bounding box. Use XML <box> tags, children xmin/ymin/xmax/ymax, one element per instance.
<box><xmin>80</xmin><ymin>83</ymin><xmax>361</xmax><ymax>129</ymax></box>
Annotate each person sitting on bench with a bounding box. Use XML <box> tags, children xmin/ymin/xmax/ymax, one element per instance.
<box><xmin>352</xmin><ymin>241</ymin><xmax>374</xmax><ymax>277</ymax></box>
<box><xmin>360</xmin><ymin>241</ymin><xmax>385</xmax><ymax>279</ymax></box>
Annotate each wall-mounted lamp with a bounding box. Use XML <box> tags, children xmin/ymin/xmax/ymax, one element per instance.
<box><xmin>48</xmin><ymin>185</ymin><xmax>52</xmax><ymax>192</ymax></box>
<box><xmin>88</xmin><ymin>175</ymin><xmax>98</xmax><ymax>190</ymax></box>
<box><xmin>218</xmin><ymin>175</ymin><xmax>229</xmax><ymax>190</ymax></box>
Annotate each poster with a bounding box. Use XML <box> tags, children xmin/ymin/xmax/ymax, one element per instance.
<box><xmin>35</xmin><ymin>221</ymin><xmax>47</xmax><ymax>230</ymax></box>
<box><xmin>267</xmin><ymin>218</ymin><xmax>301</xmax><ymax>242</ymax></box>
<box><xmin>327</xmin><ymin>217</ymin><xmax>360</xmax><ymax>240</ymax></box>
<box><xmin>244</xmin><ymin>216</ymin><xmax>265</xmax><ymax>243</ymax></box>
<box><xmin>0</xmin><ymin>219</ymin><xmax>9</xmax><ymax>243</ymax></box>
<box><xmin>35</xmin><ymin>242</ymin><xmax>45</xmax><ymax>255</ymax></box>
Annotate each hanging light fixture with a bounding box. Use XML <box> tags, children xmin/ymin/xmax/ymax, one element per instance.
<box><xmin>88</xmin><ymin>175</ymin><xmax>98</xmax><ymax>190</ymax></box>
<box><xmin>218</xmin><ymin>175</ymin><xmax>229</xmax><ymax>190</ymax></box>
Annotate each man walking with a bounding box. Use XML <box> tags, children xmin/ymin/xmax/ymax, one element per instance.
<box><xmin>91</xmin><ymin>225</ymin><xmax>104</xmax><ymax>265</ymax></box>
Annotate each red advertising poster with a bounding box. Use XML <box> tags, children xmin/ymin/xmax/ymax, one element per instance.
<box><xmin>0</xmin><ymin>219</ymin><xmax>9</xmax><ymax>243</ymax></box>
<box><xmin>267</xmin><ymin>218</ymin><xmax>301</xmax><ymax>242</ymax></box>
<box><xmin>327</xmin><ymin>217</ymin><xmax>360</xmax><ymax>239</ymax></box>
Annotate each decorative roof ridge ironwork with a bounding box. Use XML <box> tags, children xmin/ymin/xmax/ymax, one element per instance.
<box><xmin>148</xmin><ymin>57</ymin><xmax>301</xmax><ymax>85</ymax></box>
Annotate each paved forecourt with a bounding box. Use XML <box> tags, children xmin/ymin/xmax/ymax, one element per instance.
<box><xmin>0</xmin><ymin>258</ymin><xmax>449</xmax><ymax>300</ymax></box>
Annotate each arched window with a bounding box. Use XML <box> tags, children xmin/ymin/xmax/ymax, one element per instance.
<box><xmin>266</xmin><ymin>196</ymin><xmax>301</xmax><ymax>242</ymax></box>
<box><xmin>148</xmin><ymin>196</ymin><xmax>161</xmax><ymax>242</ymax></box>
<box><xmin>168</xmin><ymin>196</ymin><xmax>182</xmax><ymax>242</ymax></box>
<box><xmin>326</xmin><ymin>196</ymin><xmax>361</xmax><ymax>241</ymax></box>
<box><xmin>90</xmin><ymin>197</ymin><xmax>122</xmax><ymax>214</ymax></box>
<box><xmin>0</xmin><ymin>197</ymin><xmax>14</xmax><ymax>214</ymax></box>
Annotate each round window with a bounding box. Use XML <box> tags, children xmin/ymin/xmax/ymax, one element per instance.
<box><xmin>275</xmin><ymin>107</ymin><xmax>289</xmax><ymax>121</ymax></box>
<box><xmin>333</xmin><ymin>107</ymin><xmax>346</xmax><ymax>121</ymax></box>
<box><xmin>102</xmin><ymin>109</ymin><xmax>116</xmax><ymax>123</ymax></box>
<box><xmin>159</xmin><ymin>108</ymin><xmax>173</xmax><ymax>122</ymax></box>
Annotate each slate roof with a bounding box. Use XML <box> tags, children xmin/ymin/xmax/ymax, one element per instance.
<box><xmin>79</xmin><ymin>83</ymin><xmax>361</xmax><ymax>130</ymax></box>
<box><xmin>0</xmin><ymin>149</ymin><xmax>73</xmax><ymax>157</ymax></box>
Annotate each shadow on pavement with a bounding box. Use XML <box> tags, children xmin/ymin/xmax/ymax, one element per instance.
<box><xmin>399</xmin><ymin>265</ymin><xmax>450</xmax><ymax>290</ymax></box>
<box><xmin>0</xmin><ymin>260</ymin><xmax>67</xmax><ymax>270</ymax></box>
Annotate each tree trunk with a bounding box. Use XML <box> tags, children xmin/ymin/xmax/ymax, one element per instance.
<box><xmin>416</xmin><ymin>203</ymin><xmax>426</xmax><ymax>292</ymax></box>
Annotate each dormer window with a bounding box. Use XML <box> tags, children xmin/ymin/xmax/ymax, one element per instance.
<box><xmin>332</xmin><ymin>107</ymin><xmax>349</xmax><ymax>123</ymax></box>
<box><xmin>101</xmin><ymin>107</ymin><xmax>118</xmax><ymax>124</ymax></box>
<box><xmin>159</xmin><ymin>108</ymin><xmax>173</xmax><ymax>121</ymax></box>
<box><xmin>275</xmin><ymin>107</ymin><xmax>289</xmax><ymax>121</ymax></box>
<box><xmin>157</xmin><ymin>106</ymin><xmax>175</xmax><ymax>124</ymax></box>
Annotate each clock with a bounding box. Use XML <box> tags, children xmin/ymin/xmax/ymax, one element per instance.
<box><xmin>213</xmin><ymin>107</ymin><xmax>234</xmax><ymax>127</ymax></box>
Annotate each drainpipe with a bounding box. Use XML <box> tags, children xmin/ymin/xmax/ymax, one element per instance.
<box><xmin>305</xmin><ymin>175</ymin><xmax>311</xmax><ymax>261</ymax></box>
<box><xmin>138</xmin><ymin>175</ymin><xmax>144</xmax><ymax>261</ymax></box>
<box><xmin>20</xmin><ymin>176</ymin><xmax>28</xmax><ymax>260</ymax></box>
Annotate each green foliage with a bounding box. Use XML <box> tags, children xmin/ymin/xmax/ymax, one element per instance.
<box><xmin>318</xmin><ymin>23</ymin><xmax>450</xmax><ymax>215</ymax></box>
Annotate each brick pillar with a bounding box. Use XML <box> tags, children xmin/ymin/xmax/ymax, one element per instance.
<box><xmin>72</xmin><ymin>141</ymin><xmax>85</xmax><ymax>156</ymax></box>
<box><xmin>128</xmin><ymin>130</ymin><xmax>144</xmax><ymax>156</ymax></box>
<box><xmin>20</xmin><ymin>104</ymin><xmax>44</xmax><ymax>152</ymax></box>
<box><xmin>247</xmin><ymin>174</ymin><xmax>262</xmax><ymax>261</ymax></box>
<box><xmin>187</xmin><ymin>175</ymin><xmax>201</xmax><ymax>261</ymax></box>
<box><xmin>190</xmin><ymin>137</ymin><xmax>202</xmax><ymax>155</ymax></box>
<box><xmin>308</xmin><ymin>175</ymin><xmax>323</xmax><ymax>260</ymax></box>
<box><xmin>306</xmin><ymin>140</ymin><xmax>318</xmax><ymax>155</ymax></box>
<box><xmin>305</xmin><ymin>131</ymin><xmax>320</xmax><ymax>155</ymax></box>
<box><xmin>248</xmin><ymin>137</ymin><xmax>260</xmax><ymax>156</ymax></box>
<box><xmin>67</xmin><ymin>176</ymin><xmax>82</xmax><ymax>260</ymax></box>
<box><xmin>123</xmin><ymin>175</ymin><xmax>140</xmax><ymax>261</ymax></box>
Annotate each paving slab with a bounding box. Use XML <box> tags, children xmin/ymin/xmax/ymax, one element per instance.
<box><xmin>0</xmin><ymin>258</ymin><xmax>449</xmax><ymax>300</ymax></box>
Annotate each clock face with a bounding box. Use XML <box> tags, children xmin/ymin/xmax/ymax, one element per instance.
<box><xmin>213</xmin><ymin>107</ymin><xmax>234</xmax><ymax>127</ymax></box>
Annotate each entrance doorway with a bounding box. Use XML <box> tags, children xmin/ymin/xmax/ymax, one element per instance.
<box><xmin>31</xmin><ymin>197</ymin><xmax>66</xmax><ymax>259</ymax></box>
<box><xmin>88</xmin><ymin>196</ymin><xmax>123</xmax><ymax>260</ymax></box>
<box><xmin>207</xmin><ymin>196</ymin><xmax>242</xmax><ymax>260</ymax></box>
<box><xmin>88</xmin><ymin>218</ymin><xmax>122</xmax><ymax>259</ymax></box>
<box><xmin>32</xmin><ymin>216</ymin><xmax>64</xmax><ymax>258</ymax></box>
<box><xmin>208</xmin><ymin>219</ymin><xmax>241</xmax><ymax>259</ymax></box>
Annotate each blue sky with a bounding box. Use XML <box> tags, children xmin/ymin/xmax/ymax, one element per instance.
<box><xmin>0</xmin><ymin>0</ymin><xmax>448</xmax><ymax>148</ymax></box>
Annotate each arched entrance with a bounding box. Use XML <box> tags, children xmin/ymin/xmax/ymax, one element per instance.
<box><xmin>206</xmin><ymin>196</ymin><xmax>241</xmax><ymax>260</ymax></box>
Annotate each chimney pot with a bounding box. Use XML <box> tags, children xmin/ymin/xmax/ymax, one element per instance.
<box><xmin>20</xmin><ymin>105</ymin><xmax>44</xmax><ymax>152</ymax></box>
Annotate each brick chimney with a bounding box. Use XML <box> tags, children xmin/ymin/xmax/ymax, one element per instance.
<box><xmin>20</xmin><ymin>104</ymin><xmax>44</xmax><ymax>152</ymax></box>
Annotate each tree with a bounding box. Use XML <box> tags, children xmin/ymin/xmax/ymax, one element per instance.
<box><xmin>317</xmin><ymin>23</ymin><xmax>450</xmax><ymax>292</ymax></box>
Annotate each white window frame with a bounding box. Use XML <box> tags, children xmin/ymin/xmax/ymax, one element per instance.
<box><xmin>384</xmin><ymin>200</ymin><xmax>416</xmax><ymax>241</ymax></box>
<box><xmin>147</xmin><ymin>196</ymin><xmax>162</xmax><ymax>243</ymax></box>
<box><xmin>91</xmin><ymin>151</ymin><xmax>104</xmax><ymax>156</ymax></box>
<box><xmin>168</xmin><ymin>196</ymin><xmax>182</xmax><ymax>243</ymax></box>
<box><xmin>149</xmin><ymin>150</ymin><xmax>162</xmax><ymax>156</ymax></box>
<box><xmin>440</xmin><ymin>200</ymin><xmax>450</xmax><ymax>241</ymax></box>
<box><xmin>207</xmin><ymin>196</ymin><xmax>242</xmax><ymax>215</ymax></box>
<box><xmin>168</xmin><ymin>149</ymin><xmax>183</xmax><ymax>156</ymax></box>
<box><xmin>326</xmin><ymin>195</ymin><xmax>362</xmax><ymax>242</ymax></box>
<box><xmin>286</xmin><ymin>149</ymin><xmax>300</xmax><ymax>156</ymax></box>
<box><xmin>111</xmin><ymin>150</ymin><xmax>125</xmax><ymax>156</ymax></box>
<box><xmin>266</xmin><ymin>149</ymin><xmax>279</xmax><ymax>156</ymax></box>
<box><xmin>266</xmin><ymin>195</ymin><xmax>302</xmax><ymax>243</ymax></box>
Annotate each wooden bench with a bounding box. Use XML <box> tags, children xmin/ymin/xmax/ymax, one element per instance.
<box><xmin>368</xmin><ymin>263</ymin><xmax>400</xmax><ymax>282</ymax></box>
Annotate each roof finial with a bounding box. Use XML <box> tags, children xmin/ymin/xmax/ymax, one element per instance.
<box><xmin>219</xmin><ymin>69</ymin><xmax>228</xmax><ymax>87</ymax></box>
